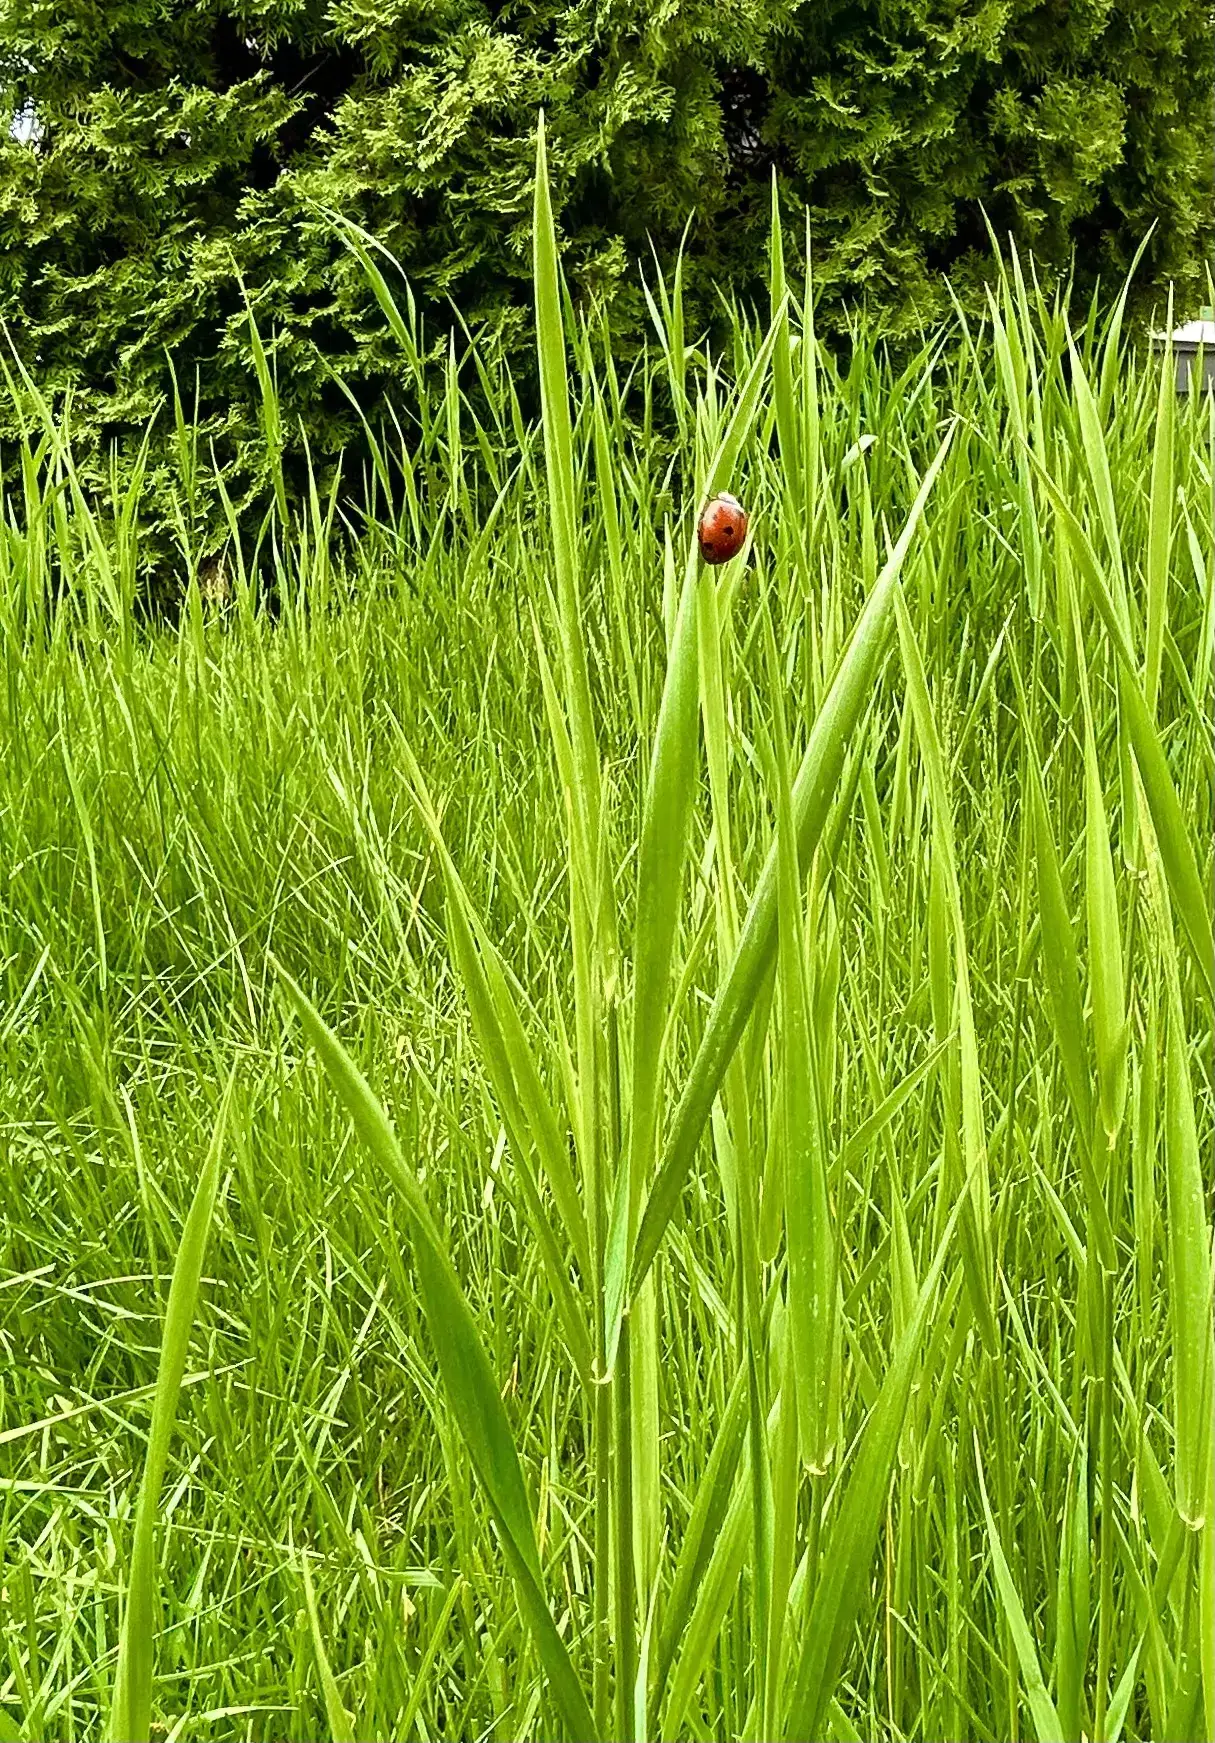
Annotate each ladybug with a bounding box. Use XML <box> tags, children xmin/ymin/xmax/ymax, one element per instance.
<box><xmin>698</xmin><ymin>492</ymin><xmax>748</xmax><ymax>565</ymax></box>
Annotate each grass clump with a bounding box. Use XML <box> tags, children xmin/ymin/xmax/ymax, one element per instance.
<box><xmin>0</xmin><ymin>131</ymin><xmax>1212</xmax><ymax>1743</ymax></box>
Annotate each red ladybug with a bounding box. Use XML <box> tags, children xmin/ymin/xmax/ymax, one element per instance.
<box><xmin>698</xmin><ymin>492</ymin><xmax>748</xmax><ymax>565</ymax></box>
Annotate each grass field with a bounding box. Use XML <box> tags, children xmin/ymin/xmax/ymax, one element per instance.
<box><xmin>2</xmin><ymin>138</ymin><xmax>1213</xmax><ymax>1742</ymax></box>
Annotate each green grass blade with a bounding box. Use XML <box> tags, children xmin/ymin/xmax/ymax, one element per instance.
<box><xmin>324</xmin><ymin>209</ymin><xmax>422</xmax><ymax>375</ymax></box>
<box><xmin>837</xmin><ymin>1036</ymin><xmax>952</xmax><ymax>1173</ymax></box>
<box><xmin>1010</xmin><ymin>653</ymin><xmax>1094</xmax><ymax>1142</ymax></box>
<box><xmin>663</xmin><ymin>1442</ymin><xmax>752</xmax><ymax>1739</ymax></box>
<box><xmin>620</xmin><ymin>542</ymin><xmax>700</xmax><ymax>1262</ymax></box>
<box><xmin>975</xmin><ymin>1436</ymin><xmax>1064</xmax><ymax>1743</ymax></box>
<box><xmin>402</xmin><ymin>746</ymin><xmax>593</xmax><ymax>1351</ymax></box>
<box><xmin>1055</xmin><ymin>1442</ymin><xmax>1091</xmax><ymax>1743</ymax></box>
<box><xmin>1145</xmin><ymin>336</ymin><xmax>1174</xmax><ymax>716</ymax></box>
<box><xmin>1066</xmin><ymin>332</ymin><xmax>1128</xmax><ymax>622</ymax></box>
<box><xmin>1031</xmin><ymin>467</ymin><xmax>1214</xmax><ymax>999</ymax></box>
<box><xmin>299</xmin><ymin>1553</ymin><xmax>358</xmax><ymax>1743</ymax></box>
<box><xmin>653</xmin><ymin>1364</ymin><xmax>749</xmax><ymax>1706</ymax></box>
<box><xmin>532</xmin><ymin>113</ymin><xmax>601</xmax><ymax>861</ymax></box>
<box><xmin>108</xmin><ymin>1076</ymin><xmax>233</xmax><ymax>1743</ymax></box>
<box><xmin>1116</xmin><ymin>659</ymin><xmax>1214</xmax><ymax>1003</ymax></box>
<box><xmin>1151</xmin><ymin>877</ymin><xmax>1214</xmax><ymax>1529</ymax></box>
<box><xmin>892</xmin><ymin>583</ymin><xmax>994</xmax><ymax>1340</ymax></box>
<box><xmin>1203</xmin><ymin>1445</ymin><xmax>1215</xmax><ymax>1743</ymax></box>
<box><xmin>632</xmin><ymin>425</ymin><xmax>955</xmax><ymax>1295</ymax></box>
<box><xmin>1106</xmin><ymin>1642</ymin><xmax>1143</xmax><ymax>1743</ymax></box>
<box><xmin>783</xmin><ymin>1185</ymin><xmax>964</xmax><ymax>1741</ymax></box>
<box><xmin>787</xmin><ymin>1185</ymin><xmax>969</xmax><ymax>1743</ymax></box>
<box><xmin>1079</xmin><ymin>649</ymin><xmax>1128</xmax><ymax>1147</ymax></box>
<box><xmin>611</xmin><ymin>304</ymin><xmax>786</xmax><ymax>1369</ymax></box>
<box><xmin>769</xmin><ymin>173</ymin><xmax>799</xmax><ymax>478</ymax></box>
<box><xmin>767</xmin><ymin>608</ymin><xmax>835</xmax><ymax>1473</ymax></box>
<box><xmin>275</xmin><ymin>965</ymin><xmax>595</xmax><ymax>1742</ymax></box>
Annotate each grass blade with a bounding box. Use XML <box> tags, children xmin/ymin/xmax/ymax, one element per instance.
<box><xmin>275</xmin><ymin>965</ymin><xmax>595</xmax><ymax>1742</ymax></box>
<box><xmin>783</xmin><ymin>1183</ymin><xmax>964</xmax><ymax>1740</ymax></box>
<box><xmin>1140</xmin><ymin>810</ymin><xmax>1215</xmax><ymax>1530</ymax></box>
<box><xmin>1011</xmin><ymin>651</ymin><xmax>1094</xmax><ymax>1142</ymax></box>
<box><xmin>107</xmin><ymin>1076</ymin><xmax>233</xmax><ymax>1743</ymax></box>
<box><xmin>975</xmin><ymin>1436</ymin><xmax>1064</xmax><ymax>1743</ymax></box>
<box><xmin>1032</xmin><ymin>466</ymin><xmax>1214</xmax><ymax>999</ymax></box>
<box><xmin>298</xmin><ymin>1553</ymin><xmax>357</xmax><ymax>1743</ymax></box>
<box><xmin>532</xmin><ymin>112</ymin><xmax>601</xmax><ymax>864</ymax></box>
<box><xmin>610</xmin><ymin>302</ymin><xmax>787</xmax><ymax>1367</ymax></box>
<box><xmin>1055</xmin><ymin>1442</ymin><xmax>1091</xmax><ymax>1743</ymax></box>
<box><xmin>893</xmin><ymin>583</ymin><xmax>994</xmax><ymax>1341</ymax></box>
<box><xmin>766</xmin><ymin>608</ymin><xmax>836</xmax><ymax>1474</ymax></box>
<box><xmin>632</xmin><ymin>425</ymin><xmax>955</xmax><ymax>1295</ymax></box>
<box><xmin>401</xmin><ymin>746</ymin><xmax>593</xmax><ymax>1381</ymax></box>
<box><xmin>1145</xmin><ymin>333</ymin><xmax>1174</xmax><ymax>716</ymax></box>
<box><xmin>1077</xmin><ymin>635</ymin><xmax>1127</xmax><ymax>1147</ymax></box>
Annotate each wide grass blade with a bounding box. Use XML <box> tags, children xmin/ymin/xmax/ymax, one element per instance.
<box><xmin>1136</xmin><ymin>781</ymin><xmax>1215</xmax><ymax>1530</ymax></box>
<box><xmin>611</xmin><ymin>303</ymin><xmax>787</xmax><ymax>1365</ymax></box>
<box><xmin>632</xmin><ymin>425</ymin><xmax>956</xmax><ymax>1295</ymax></box>
<box><xmin>767</xmin><ymin>608</ymin><xmax>836</xmax><ymax>1473</ymax></box>
<box><xmin>532</xmin><ymin>112</ymin><xmax>601</xmax><ymax>858</ymax></box>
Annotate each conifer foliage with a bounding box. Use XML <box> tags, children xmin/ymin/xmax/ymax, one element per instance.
<box><xmin>2</xmin><ymin>0</ymin><xmax>1211</xmax><ymax>496</ymax></box>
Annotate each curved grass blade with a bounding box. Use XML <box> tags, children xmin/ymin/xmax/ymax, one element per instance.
<box><xmin>1009</xmin><ymin>649</ymin><xmax>1093</xmax><ymax>1142</ymax></box>
<box><xmin>275</xmin><ymin>965</ymin><xmax>595</xmax><ymax>1742</ymax></box>
<box><xmin>892</xmin><ymin>583</ymin><xmax>994</xmax><ymax>1343</ymax></box>
<box><xmin>107</xmin><ymin>1075</ymin><xmax>233</xmax><ymax>1743</ymax></box>
<box><xmin>400</xmin><ymin>742</ymin><xmax>593</xmax><ymax>1383</ymax></box>
<box><xmin>662</xmin><ymin>1426</ymin><xmax>754</xmax><ymax>1739</ymax></box>
<box><xmin>975</xmin><ymin>1435</ymin><xmax>1063</xmax><ymax>1743</ymax></box>
<box><xmin>652</xmin><ymin>1363</ymin><xmax>750</xmax><ymax>1708</ymax></box>
<box><xmin>1137</xmin><ymin>783</ymin><xmax>1215</xmax><ymax>1530</ymax></box>
<box><xmin>1077</xmin><ymin>634</ymin><xmax>1128</xmax><ymax>1147</ymax></box>
<box><xmin>298</xmin><ymin>1552</ymin><xmax>357</xmax><ymax>1743</ymax></box>
<box><xmin>1145</xmin><ymin>331</ymin><xmax>1175</xmax><ymax>717</ymax></box>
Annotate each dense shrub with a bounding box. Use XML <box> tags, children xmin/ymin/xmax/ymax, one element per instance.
<box><xmin>2</xmin><ymin>0</ymin><xmax>1211</xmax><ymax>519</ymax></box>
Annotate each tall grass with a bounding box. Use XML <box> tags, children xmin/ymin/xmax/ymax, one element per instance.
<box><xmin>0</xmin><ymin>130</ymin><xmax>1212</xmax><ymax>1741</ymax></box>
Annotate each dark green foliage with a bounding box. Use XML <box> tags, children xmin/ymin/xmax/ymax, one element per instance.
<box><xmin>2</xmin><ymin>0</ymin><xmax>1211</xmax><ymax>529</ymax></box>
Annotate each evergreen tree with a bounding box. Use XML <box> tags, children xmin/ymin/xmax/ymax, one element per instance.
<box><xmin>2</xmin><ymin>0</ymin><xmax>1210</xmax><ymax>513</ymax></box>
